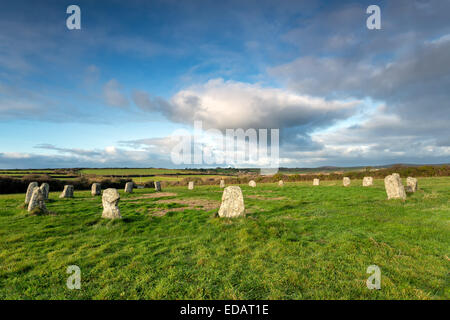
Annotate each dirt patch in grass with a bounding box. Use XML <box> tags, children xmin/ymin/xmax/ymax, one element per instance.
<box><xmin>122</xmin><ymin>192</ymin><xmax>177</xmax><ymax>201</ymax></box>
<box><xmin>150</xmin><ymin>198</ymin><xmax>220</xmax><ymax>217</ymax></box>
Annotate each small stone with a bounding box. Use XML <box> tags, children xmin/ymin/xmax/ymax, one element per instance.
<box><xmin>362</xmin><ymin>177</ymin><xmax>373</xmax><ymax>187</ymax></box>
<box><xmin>220</xmin><ymin>180</ymin><xmax>225</xmax><ymax>188</ymax></box>
<box><xmin>155</xmin><ymin>181</ymin><xmax>161</xmax><ymax>192</ymax></box>
<box><xmin>25</xmin><ymin>182</ymin><xmax>38</xmax><ymax>204</ymax></box>
<box><xmin>39</xmin><ymin>183</ymin><xmax>50</xmax><ymax>200</ymax></box>
<box><xmin>343</xmin><ymin>177</ymin><xmax>351</xmax><ymax>187</ymax></box>
<box><xmin>188</xmin><ymin>181</ymin><xmax>194</xmax><ymax>190</ymax></box>
<box><xmin>278</xmin><ymin>180</ymin><xmax>284</xmax><ymax>187</ymax></box>
<box><xmin>102</xmin><ymin>188</ymin><xmax>121</xmax><ymax>219</ymax></box>
<box><xmin>91</xmin><ymin>183</ymin><xmax>101</xmax><ymax>196</ymax></box>
<box><xmin>384</xmin><ymin>173</ymin><xmax>406</xmax><ymax>200</ymax></box>
<box><xmin>59</xmin><ymin>185</ymin><xmax>74</xmax><ymax>198</ymax></box>
<box><xmin>406</xmin><ymin>177</ymin><xmax>418</xmax><ymax>193</ymax></box>
<box><xmin>28</xmin><ymin>187</ymin><xmax>47</xmax><ymax>213</ymax></box>
<box><xmin>249</xmin><ymin>180</ymin><xmax>256</xmax><ymax>187</ymax></box>
<box><xmin>124</xmin><ymin>182</ymin><xmax>134</xmax><ymax>193</ymax></box>
<box><xmin>218</xmin><ymin>186</ymin><xmax>245</xmax><ymax>218</ymax></box>
<box><xmin>313</xmin><ymin>178</ymin><xmax>320</xmax><ymax>186</ymax></box>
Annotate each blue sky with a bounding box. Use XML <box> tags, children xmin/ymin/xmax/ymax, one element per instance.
<box><xmin>0</xmin><ymin>0</ymin><xmax>449</xmax><ymax>168</ymax></box>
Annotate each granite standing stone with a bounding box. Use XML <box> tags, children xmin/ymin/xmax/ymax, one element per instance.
<box><xmin>39</xmin><ymin>183</ymin><xmax>50</xmax><ymax>200</ymax></box>
<box><xmin>59</xmin><ymin>185</ymin><xmax>74</xmax><ymax>198</ymax></box>
<box><xmin>384</xmin><ymin>173</ymin><xmax>406</xmax><ymax>200</ymax></box>
<box><xmin>249</xmin><ymin>180</ymin><xmax>256</xmax><ymax>187</ymax></box>
<box><xmin>363</xmin><ymin>177</ymin><xmax>373</xmax><ymax>187</ymax></box>
<box><xmin>28</xmin><ymin>187</ymin><xmax>47</xmax><ymax>213</ymax></box>
<box><xmin>220</xmin><ymin>180</ymin><xmax>225</xmax><ymax>188</ymax></box>
<box><xmin>25</xmin><ymin>182</ymin><xmax>38</xmax><ymax>204</ymax></box>
<box><xmin>155</xmin><ymin>181</ymin><xmax>161</xmax><ymax>192</ymax></box>
<box><xmin>343</xmin><ymin>177</ymin><xmax>351</xmax><ymax>187</ymax></box>
<box><xmin>91</xmin><ymin>183</ymin><xmax>101</xmax><ymax>196</ymax></box>
<box><xmin>188</xmin><ymin>181</ymin><xmax>194</xmax><ymax>190</ymax></box>
<box><xmin>102</xmin><ymin>188</ymin><xmax>121</xmax><ymax>219</ymax></box>
<box><xmin>218</xmin><ymin>186</ymin><xmax>245</xmax><ymax>218</ymax></box>
<box><xmin>278</xmin><ymin>180</ymin><xmax>284</xmax><ymax>187</ymax></box>
<box><xmin>406</xmin><ymin>177</ymin><xmax>418</xmax><ymax>193</ymax></box>
<box><xmin>313</xmin><ymin>178</ymin><xmax>320</xmax><ymax>186</ymax></box>
<box><xmin>124</xmin><ymin>182</ymin><xmax>134</xmax><ymax>193</ymax></box>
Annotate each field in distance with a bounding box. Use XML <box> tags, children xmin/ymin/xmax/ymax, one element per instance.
<box><xmin>0</xmin><ymin>177</ymin><xmax>448</xmax><ymax>299</ymax></box>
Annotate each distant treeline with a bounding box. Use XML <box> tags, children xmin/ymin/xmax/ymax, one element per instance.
<box><xmin>0</xmin><ymin>175</ymin><xmax>143</xmax><ymax>195</ymax></box>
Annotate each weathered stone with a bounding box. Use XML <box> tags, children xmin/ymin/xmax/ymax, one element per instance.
<box><xmin>249</xmin><ymin>180</ymin><xmax>256</xmax><ymax>187</ymax></box>
<box><xmin>25</xmin><ymin>182</ymin><xmax>38</xmax><ymax>204</ymax></box>
<box><xmin>278</xmin><ymin>180</ymin><xmax>284</xmax><ymax>187</ymax></box>
<box><xmin>91</xmin><ymin>183</ymin><xmax>101</xmax><ymax>196</ymax></box>
<box><xmin>220</xmin><ymin>180</ymin><xmax>225</xmax><ymax>188</ymax></box>
<box><xmin>188</xmin><ymin>181</ymin><xmax>194</xmax><ymax>190</ymax></box>
<box><xmin>218</xmin><ymin>186</ymin><xmax>245</xmax><ymax>218</ymax></box>
<box><xmin>384</xmin><ymin>173</ymin><xmax>406</xmax><ymax>200</ymax></box>
<box><xmin>124</xmin><ymin>182</ymin><xmax>134</xmax><ymax>193</ymax></box>
<box><xmin>343</xmin><ymin>177</ymin><xmax>351</xmax><ymax>187</ymax></box>
<box><xmin>39</xmin><ymin>183</ymin><xmax>50</xmax><ymax>200</ymax></box>
<box><xmin>28</xmin><ymin>187</ymin><xmax>47</xmax><ymax>213</ymax></box>
<box><xmin>406</xmin><ymin>177</ymin><xmax>418</xmax><ymax>193</ymax></box>
<box><xmin>102</xmin><ymin>188</ymin><xmax>121</xmax><ymax>219</ymax></box>
<box><xmin>155</xmin><ymin>181</ymin><xmax>161</xmax><ymax>192</ymax></box>
<box><xmin>313</xmin><ymin>178</ymin><xmax>320</xmax><ymax>186</ymax></box>
<box><xmin>362</xmin><ymin>176</ymin><xmax>373</xmax><ymax>187</ymax></box>
<box><xmin>59</xmin><ymin>185</ymin><xmax>74</xmax><ymax>198</ymax></box>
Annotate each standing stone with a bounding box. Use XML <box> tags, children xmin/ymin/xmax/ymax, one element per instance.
<box><xmin>278</xmin><ymin>180</ymin><xmax>284</xmax><ymax>187</ymax></box>
<box><xmin>39</xmin><ymin>183</ymin><xmax>50</xmax><ymax>200</ymax></box>
<box><xmin>384</xmin><ymin>173</ymin><xmax>406</xmax><ymax>200</ymax></box>
<box><xmin>188</xmin><ymin>181</ymin><xmax>194</xmax><ymax>190</ymax></box>
<box><xmin>124</xmin><ymin>182</ymin><xmax>134</xmax><ymax>193</ymax></box>
<box><xmin>155</xmin><ymin>181</ymin><xmax>161</xmax><ymax>192</ymax></box>
<box><xmin>343</xmin><ymin>177</ymin><xmax>351</xmax><ymax>187</ymax></box>
<box><xmin>363</xmin><ymin>177</ymin><xmax>373</xmax><ymax>187</ymax></box>
<box><xmin>102</xmin><ymin>188</ymin><xmax>121</xmax><ymax>219</ymax></box>
<box><xmin>406</xmin><ymin>177</ymin><xmax>418</xmax><ymax>193</ymax></box>
<box><xmin>218</xmin><ymin>186</ymin><xmax>245</xmax><ymax>218</ymax></box>
<box><xmin>59</xmin><ymin>185</ymin><xmax>74</xmax><ymax>198</ymax></box>
<box><xmin>220</xmin><ymin>179</ymin><xmax>225</xmax><ymax>188</ymax></box>
<box><xmin>91</xmin><ymin>183</ymin><xmax>101</xmax><ymax>196</ymax></box>
<box><xmin>313</xmin><ymin>178</ymin><xmax>320</xmax><ymax>186</ymax></box>
<box><xmin>25</xmin><ymin>182</ymin><xmax>38</xmax><ymax>204</ymax></box>
<box><xmin>249</xmin><ymin>180</ymin><xmax>256</xmax><ymax>187</ymax></box>
<box><xmin>28</xmin><ymin>187</ymin><xmax>47</xmax><ymax>213</ymax></box>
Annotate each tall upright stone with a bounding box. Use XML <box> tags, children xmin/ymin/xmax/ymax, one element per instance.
<box><xmin>343</xmin><ymin>177</ymin><xmax>351</xmax><ymax>187</ymax></box>
<box><xmin>313</xmin><ymin>178</ymin><xmax>320</xmax><ymax>186</ymax></box>
<box><xmin>220</xmin><ymin>179</ymin><xmax>225</xmax><ymax>188</ymax></box>
<box><xmin>59</xmin><ymin>185</ymin><xmax>74</xmax><ymax>198</ymax></box>
<box><xmin>218</xmin><ymin>186</ymin><xmax>245</xmax><ymax>218</ymax></box>
<box><xmin>102</xmin><ymin>188</ymin><xmax>121</xmax><ymax>219</ymax></box>
<box><xmin>155</xmin><ymin>181</ymin><xmax>161</xmax><ymax>192</ymax></box>
<box><xmin>188</xmin><ymin>181</ymin><xmax>194</xmax><ymax>190</ymax></box>
<box><xmin>28</xmin><ymin>187</ymin><xmax>47</xmax><ymax>213</ymax></box>
<box><xmin>363</xmin><ymin>177</ymin><xmax>373</xmax><ymax>187</ymax></box>
<box><xmin>25</xmin><ymin>182</ymin><xmax>38</xmax><ymax>204</ymax></box>
<box><xmin>406</xmin><ymin>177</ymin><xmax>418</xmax><ymax>193</ymax></box>
<box><xmin>384</xmin><ymin>173</ymin><xmax>406</xmax><ymax>200</ymax></box>
<box><xmin>124</xmin><ymin>182</ymin><xmax>134</xmax><ymax>193</ymax></box>
<box><xmin>91</xmin><ymin>183</ymin><xmax>101</xmax><ymax>196</ymax></box>
<box><xmin>249</xmin><ymin>180</ymin><xmax>256</xmax><ymax>187</ymax></box>
<box><xmin>39</xmin><ymin>183</ymin><xmax>50</xmax><ymax>200</ymax></box>
<box><xmin>278</xmin><ymin>180</ymin><xmax>284</xmax><ymax>187</ymax></box>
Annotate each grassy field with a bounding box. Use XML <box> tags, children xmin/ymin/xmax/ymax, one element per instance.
<box><xmin>0</xmin><ymin>177</ymin><xmax>448</xmax><ymax>299</ymax></box>
<box><xmin>80</xmin><ymin>168</ymin><xmax>198</xmax><ymax>175</ymax></box>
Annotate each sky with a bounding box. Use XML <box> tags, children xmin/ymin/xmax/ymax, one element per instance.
<box><xmin>0</xmin><ymin>0</ymin><xmax>449</xmax><ymax>169</ymax></box>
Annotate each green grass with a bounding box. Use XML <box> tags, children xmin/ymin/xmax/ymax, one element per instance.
<box><xmin>80</xmin><ymin>168</ymin><xmax>197</xmax><ymax>175</ymax></box>
<box><xmin>0</xmin><ymin>177</ymin><xmax>448</xmax><ymax>299</ymax></box>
